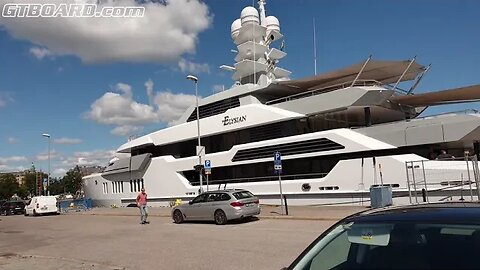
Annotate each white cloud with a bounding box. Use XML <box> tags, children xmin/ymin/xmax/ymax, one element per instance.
<box><xmin>7</xmin><ymin>137</ymin><xmax>18</xmax><ymax>144</ymax></box>
<box><xmin>0</xmin><ymin>92</ymin><xmax>13</xmax><ymax>108</ymax></box>
<box><xmin>36</xmin><ymin>150</ymin><xmax>59</xmax><ymax>161</ymax></box>
<box><xmin>53</xmin><ymin>137</ymin><xmax>82</xmax><ymax>144</ymax></box>
<box><xmin>85</xmin><ymin>83</ymin><xmax>159</xmax><ymax>126</ymax></box>
<box><xmin>52</xmin><ymin>150</ymin><xmax>116</xmax><ymax>177</ymax></box>
<box><xmin>153</xmin><ymin>91</ymin><xmax>196</xmax><ymax>126</ymax></box>
<box><xmin>0</xmin><ymin>156</ymin><xmax>28</xmax><ymax>172</ymax></box>
<box><xmin>0</xmin><ymin>156</ymin><xmax>27</xmax><ymax>164</ymax></box>
<box><xmin>178</xmin><ymin>58</ymin><xmax>210</xmax><ymax>74</ymax></box>
<box><xmin>29</xmin><ymin>47</ymin><xmax>53</xmax><ymax>60</ymax></box>
<box><xmin>0</xmin><ymin>0</ymin><xmax>212</xmax><ymax>63</ymax></box>
<box><xmin>212</xmin><ymin>84</ymin><xmax>225</xmax><ymax>93</ymax></box>
<box><xmin>53</xmin><ymin>168</ymin><xmax>67</xmax><ymax>176</ymax></box>
<box><xmin>110</xmin><ymin>125</ymin><xmax>143</xmax><ymax>136</ymax></box>
<box><xmin>145</xmin><ymin>79</ymin><xmax>154</xmax><ymax>104</ymax></box>
<box><xmin>0</xmin><ymin>164</ymin><xmax>28</xmax><ymax>172</ymax></box>
<box><xmin>61</xmin><ymin>149</ymin><xmax>115</xmax><ymax>168</ymax></box>
<box><xmin>86</xmin><ymin>80</ymin><xmax>196</xmax><ymax>134</ymax></box>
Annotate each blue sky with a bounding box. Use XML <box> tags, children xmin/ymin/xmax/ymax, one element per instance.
<box><xmin>0</xmin><ymin>0</ymin><xmax>479</xmax><ymax>176</ymax></box>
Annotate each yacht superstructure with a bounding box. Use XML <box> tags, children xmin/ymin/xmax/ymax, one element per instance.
<box><xmin>84</xmin><ymin>1</ymin><xmax>480</xmax><ymax>207</ymax></box>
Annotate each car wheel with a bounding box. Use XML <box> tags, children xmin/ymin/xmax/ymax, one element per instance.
<box><xmin>173</xmin><ymin>210</ymin><xmax>184</xmax><ymax>224</ymax></box>
<box><xmin>214</xmin><ymin>210</ymin><xmax>227</xmax><ymax>225</ymax></box>
<box><xmin>33</xmin><ymin>210</ymin><xmax>38</xmax><ymax>216</ymax></box>
<box><xmin>243</xmin><ymin>216</ymin><xmax>254</xmax><ymax>222</ymax></box>
<box><xmin>24</xmin><ymin>211</ymin><xmax>28</xmax><ymax>216</ymax></box>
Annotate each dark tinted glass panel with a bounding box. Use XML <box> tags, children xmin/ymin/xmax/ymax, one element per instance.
<box><xmin>192</xmin><ymin>194</ymin><xmax>207</xmax><ymax>204</ymax></box>
<box><xmin>219</xmin><ymin>193</ymin><xmax>231</xmax><ymax>201</ymax></box>
<box><xmin>232</xmin><ymin>138</ymin><xmax>344</xmax><ymax>161</ymax></box>
<box><xmin>187</xmin><ymin>97</ymin><xmax>240</xmax><ymax>121</ymax></box>
<box><xmin>233</xmin><ymin>191</ymin><xmax>254</xmax><ymax>200</ymax></box>
<box><xmin>181</xmin><ymin>156</ymin><xmax>339</xmax><ymax>186</ymax></box>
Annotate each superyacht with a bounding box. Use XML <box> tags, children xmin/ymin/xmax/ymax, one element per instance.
<box><xmin>84</xmin><ymin>0</ymin><xmax>480</xmax><ymax>206</ymax></box>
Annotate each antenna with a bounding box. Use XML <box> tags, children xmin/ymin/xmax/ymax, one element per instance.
<box><xmin>313</xmin><ymin>17</ymin><xmax>317</xmax><ymax>75</ymax></box>
<box><xmin>253</xmin><ymin>0</ymin><xmax>256</xmax><ymax>85</ymax></box>
<box><xmin>258</xmin><ymin>0</ymin><xmax>266</xmax><ymax>26</ymax></box>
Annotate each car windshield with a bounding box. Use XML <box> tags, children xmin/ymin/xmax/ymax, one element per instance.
<box><xmin>232</xmin><ymin>191</ymin><xmax>254</xmax><ymax>200</ymax></box>
<box><xmin>290</xmin><ymin>221</ymin><xmax>480</xmax><ymax>270</ymax></box>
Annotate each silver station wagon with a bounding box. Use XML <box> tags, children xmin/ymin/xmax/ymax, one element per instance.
<box><xmin>172</xmin><ymin>189</ymin><xmax>260</xmax><ymax>225</ymax></box>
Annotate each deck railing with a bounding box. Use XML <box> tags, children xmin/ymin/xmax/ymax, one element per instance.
<box><xmin>265</xmin><ymin>79</ymin><xmax>385</xmax><ymax>105</ymax></box>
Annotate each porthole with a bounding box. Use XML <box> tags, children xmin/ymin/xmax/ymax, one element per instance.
<box><xmin>302</xmin><ymin>183</ymin><xmax>311</xmax><ymax>191</ymax></box>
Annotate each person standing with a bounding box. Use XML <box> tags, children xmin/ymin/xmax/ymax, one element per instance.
<box><xmin>136</xmin><ymin>188</ymin><xmax>149</xmax><ymax>224</ymax></box>
<box><xmin>436</xmin><ymin>150</ymin><xmax>454</xmax><ymax>160</ymax></box>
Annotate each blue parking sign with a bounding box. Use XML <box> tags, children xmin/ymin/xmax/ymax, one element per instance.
<box><xmin>204</xmin><ymin>160</ymin><xmax>211</xmax><ymax>169</ymax></box>
<box><xmin>274</xmin><ymin>152</ymin><xmax>282</xmax><ymax>171</ymax></box>
<box><xmin>274</xmin><ymin>151</ymin><xmax>281</xmax><ymax>161</ymax></box>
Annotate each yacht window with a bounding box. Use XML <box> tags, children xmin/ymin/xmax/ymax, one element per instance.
<box><xmin>182</xmin><ymin>156</ymin><xmax>339</xmax><ymax>186</ymax></box>
<box><xmin>186</xmin><ymin>97</ymin><xmax>240</xmax><ymax>122</ymax></box>
<box><xmin>232</xmin><ymin>138</ymin><xmax>344</xmax><ymax>162</ymax></box>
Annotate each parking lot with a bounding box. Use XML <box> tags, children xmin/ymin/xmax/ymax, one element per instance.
<box><xmin>0</xmin><ymin>207</ymin><xmax>348</xmax><ymax>270</ymax></box>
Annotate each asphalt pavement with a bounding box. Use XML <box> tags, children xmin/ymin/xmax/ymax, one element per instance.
<box><xmin>0</xmin><ymin>205</ymin><xmax>367</xmax><ymax>270</ymax></box>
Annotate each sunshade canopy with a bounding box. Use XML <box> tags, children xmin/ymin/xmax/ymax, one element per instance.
<box><xmin>258</xmin><ymin>59</ymin><xmax>425</xmax><ymax>99</ymax></box>
<box><xmin>391</xmin><ymin>84</ymin><xmax>480</xmax><ymax>107</ymax></box>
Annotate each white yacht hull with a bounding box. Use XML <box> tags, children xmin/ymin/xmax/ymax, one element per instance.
<box><xmin>84</xmin><ymin>128</ymin><xmax>478</xmax><ymax>207</ymax></box>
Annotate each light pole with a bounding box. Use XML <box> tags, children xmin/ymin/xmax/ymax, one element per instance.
<box><xmin>42</xmin><ymin>133</ymin><xmax>51</xmax><ymax>196</ymax></box>
<box><xmin>186</xmin><ymin>75</ymin><xmax>203</xmax><ymax>193</ymax></box>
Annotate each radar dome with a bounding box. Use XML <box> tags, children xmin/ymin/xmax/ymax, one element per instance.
<box><xmin>231</xmin><ymin>18</ymin><xmax>241</xmax><ymax>40</ymax></box>
<box><xmin>265</xmin><ymin>16</ymin><xmax>280</xmax><ymax>32</ymax></box>
<box><xmin>240</xmin><ymin>6</ymin><xmax>259</xmax><ymax>26</ymax></box>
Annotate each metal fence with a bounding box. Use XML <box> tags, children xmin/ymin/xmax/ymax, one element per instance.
<box><xmin>405</xmin><ymin>153</ymin><xmax>480</xmax><ymax>204</ymax></box>
<box><xmin>58</xmin><ymin>198</ymin><xmax>93</xmax><ymax>213</ymax></box>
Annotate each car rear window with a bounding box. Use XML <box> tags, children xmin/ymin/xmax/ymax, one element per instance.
<box><xmin>232</xmin><ymin>191</ymin><xmax>254</xmax><ymax>200</ymax></box>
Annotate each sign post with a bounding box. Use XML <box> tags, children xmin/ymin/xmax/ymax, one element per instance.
<box><xmin>196</xmin><ymin>146</ymin><xmax>205</xmax><ymax>193</ymax></box>
<box><xmin>43</xmin><ymin>178</ymin><xmax>48</xmax><ymax>195</ymax></box>
<box><xmin>274</xmin><ymin>151</ymin><xmax>284</xmax><ymax>215</ymax></box>
<box><xmin>205</xmin><ymin>160</ymin><xmax>211</xmax><ymax>192</ymax></box>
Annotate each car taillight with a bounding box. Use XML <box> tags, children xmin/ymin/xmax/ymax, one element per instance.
<box><xmin>254</xmin><ymin>199</ymin><xmax>259</xmax><ymax>204</ymax></box>
<box><xmin>36</xmin><ymin>203</ymin><xmax>39</xmax><ymax>208</ymax></box>
<box><xmin>230</xmin><ymin>201</ymin><xmax>244</xmax><ymax>207</ymax></box>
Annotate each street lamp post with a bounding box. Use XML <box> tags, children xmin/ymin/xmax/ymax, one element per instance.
<box><xmin>186</xmin><ymin>75</ymin><xmax>203</xmax><ymax>193</ymax></box>
<box><xmin>42</xmin><ymin>133</ymin><xmax>51</xmax><ymax>196</ymax></box>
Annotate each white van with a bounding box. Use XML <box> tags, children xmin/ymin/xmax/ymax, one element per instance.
<box><xmin>25</xmin><ymin>196</ymin><xmax>58</xmax><ymax>216</ymax></box>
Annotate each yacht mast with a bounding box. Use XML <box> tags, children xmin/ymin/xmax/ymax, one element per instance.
<box><xmin>222</xmin><ymin>0</ymin><xmax>291</xmax><ymax>87</ymax></box>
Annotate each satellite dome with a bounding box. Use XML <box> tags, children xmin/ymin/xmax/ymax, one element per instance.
<box><xmin>240</xmin><ymin>6</ymin><xmax>259</xmax><ymax>26</ymax></box>
<box><xmin>265</xmin><ymin>16</ymin><xmax>280</xmax><ymax>32</ymax></box>
<box><xmin>231</xmin><ymin>18</ymin><xmax>241</xmax><ymax>40</ymax></box>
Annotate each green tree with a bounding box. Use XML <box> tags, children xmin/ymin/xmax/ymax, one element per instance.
<box><xmin>24</xmin><ymin>172</ymin><xmax>38</xmax><ymax>196</ymax></box>
<box><xmin>0</xmin><ymin>173</ymin><xmax>20</xmax><ymax>199</ymax></box>
<box><xmin>16</xmin><ymin>185</ymin><xmax>29</xmax><ymax>199</ymax></box>
<box><xmin>48</xmin><ymin>178</ymin><xmax>64</xmax><ymax>195</ymax></box>
<box><xmin>62</xmin><ymin>166</ymin><xmax>83</xmax><ymax>196</ymax></box>
<box><xmin>24</xmin><ymin>172</ymin><xmax>48</xmax><ymax>196</ymax></box>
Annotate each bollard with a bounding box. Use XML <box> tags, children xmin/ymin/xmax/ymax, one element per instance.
<box><xmin>422</xmin><ymin>188</ymin><xmax>427</xmax><ymax>202</ymax></box>
<box><xmin>283</xmin><ymin>195</ymin><xmax>289</xmax><ymax>216</ymax></box>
